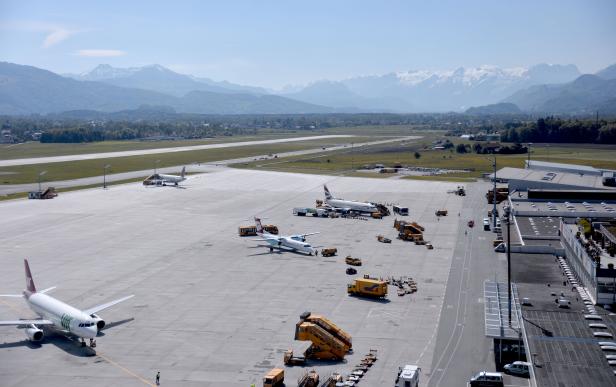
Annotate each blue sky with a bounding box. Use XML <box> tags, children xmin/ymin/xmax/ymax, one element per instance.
<box><xmin>1</xmin><ymin>0</ymin><xmax>615</xmax><ymax>89</ymax></box>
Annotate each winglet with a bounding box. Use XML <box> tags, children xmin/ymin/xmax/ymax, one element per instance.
<box><xmin>24</xmin><ymin>259</ymin><xmax>36</xmax><ymax>294</ymax></box>
<box><xmin>324</xmin><ymin>184</ymin><xmax>333</xmax><ymax>200</ymax></box>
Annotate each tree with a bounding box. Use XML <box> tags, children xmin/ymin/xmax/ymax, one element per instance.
<box><xmin>455</xmin><ymin>143</ymin><xmax>468</xmax><ymax>153</ymax></box>
<box><xmin>414</xmin><ymin>151</ymin><xmax>421</xmax><ymax>159</ymax></box>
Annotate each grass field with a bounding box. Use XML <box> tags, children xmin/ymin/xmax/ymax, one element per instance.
<box><xmin>233</xmin><ymin>139</ymin><xmax>616</xmax><ymax>181</ymax></box>
<box><xmin>0</xmin><ymin>136</ymin><xmax>382</xmax><ymax>185</ymax></box>
<box><xmin>0</xmin><ymin>133</ymin><xmax>326</xmax><ymax>160</ymax></box>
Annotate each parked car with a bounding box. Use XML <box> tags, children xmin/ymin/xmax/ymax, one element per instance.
<box><xmin>494</xmin><ymin>243</ymin><xmax>506</xmax><ymax>253</ymax></box>
<box><xmin>483</xmin><ymin>218</ymin><xmax>490</xmax><ymax>231</ymax></box>
<box><xmin>469</xmin><ymin>371</ymin><xmax>504</xmax><ymax>387</ymax></box>
<box><xmin>503</xmin><ymin>361</ymin><xmax>530</xmax><ymax>377</ymax></box>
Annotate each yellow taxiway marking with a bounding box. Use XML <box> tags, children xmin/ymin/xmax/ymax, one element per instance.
<box><xmin>0</xmin><ymin>299</ymin><xmax>153</xmax><ymax>386</ymax></box>
<box><xmin>96</xmin><ymin>351</ymin><xmax>155</xmax><ymax>387</ymax></box>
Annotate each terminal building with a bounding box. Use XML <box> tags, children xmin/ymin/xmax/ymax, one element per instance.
<box><xmin>486</xmin><ymin>160</ymin><xmax>616</xmax><ymax>385</ymax></box>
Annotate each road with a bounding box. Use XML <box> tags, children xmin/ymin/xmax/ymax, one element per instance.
<box><xmin>0</xmin><ymin>136</ymin><xmax>419</xmax><ymax>195</ymax></box>
<box><xmin>427</xmin><ymin>182</ymin><xmax>529</xmax><ymax>387</ymax></box>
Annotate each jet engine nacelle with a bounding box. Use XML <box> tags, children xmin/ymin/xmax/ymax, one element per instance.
<box><xmin>25</xmin><ymin>325</ymin><xmax>44</xmax><ymax>342</ymax></box>
<box><xmin>90</xmin><ymin>314</ymin><xmax>105</xmax><ymax>331</ymax></box>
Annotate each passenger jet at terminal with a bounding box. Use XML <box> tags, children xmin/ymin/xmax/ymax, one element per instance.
<box><xmin>0</xmin><ymin>259</ymin><xmax>134</xmax><ymax>348</ymax></box>
<box><xmin>323</xmin><ymin>185</ymin><xmax>377</xmax><ymax>213</ymax></box>
<box><xmin>252</xmin><ymin>217</ymin><xmax>319</xmax><ymax>255</ymax></box>
<box><xmin>143</xmin><ymin>166</ymin><xmax>187</xmax><ymax>186</ymax></box>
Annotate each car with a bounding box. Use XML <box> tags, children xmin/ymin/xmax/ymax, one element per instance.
<box><xmin>483</xmin><ymin>218</ymin><xmax>490</xmax><ymax>231</ymax></box>
<box><xmin>503</xmin><ymin>361</ymin><xmax>530</xmax><ymax>377</ymax></box>
<box><xmin>469</xmin><ymin>371</ymin><xmax>504</xmax><ymax>387</ymax></box>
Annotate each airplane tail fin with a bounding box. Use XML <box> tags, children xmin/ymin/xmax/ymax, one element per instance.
<box><xmin>24</xmin><ymin>259</ymin><xmax>37</xmax><ymax>293</ymax></box>
<box><xmin>254</xmin><ymin>217</ymin><xmax>264</xmax><ymax>234</ymax></box>
<box><xmin>181</xmin><ymin>166</ymin><xmax>186</xmax><ymax>178</ymax></box>
<box><xmin>324</xmin><ymin>184</ymin><xmax>333</xmax><ymax>200</ymax></box>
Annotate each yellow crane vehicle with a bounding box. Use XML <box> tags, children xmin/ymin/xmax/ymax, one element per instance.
<box><xmin>347</xmin><ymin>276</ymin><xmax>388</xmax><ymax>298</ymax></box>
<box><xmin>294</xmin><ymin>312</ymin><xmax>352</xmax><ymax>361</ymax></box>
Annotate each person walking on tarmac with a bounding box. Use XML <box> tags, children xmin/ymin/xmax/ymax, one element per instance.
<box><xmin>156</xmin><ymin>371</ymin><xmax>160</xmax><ymax>385</ymax></box>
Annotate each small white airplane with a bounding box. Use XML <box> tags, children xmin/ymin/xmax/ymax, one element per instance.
<box><xmin>252</xmin><ymin>217</ymin><xmax>319</xmax><ymax>255</ymax></box>
<box><xmin>0</xmin><ymin>259</ymin><xmax>134</xmax><ymax>348</ymax></box>
<box><xmin>323</xmin><ymin>184</ymin><xmax>377</xmax><ymax>213</ymax></box>
<box><xmin>143</xmin><ymin>166</ymin><xmax>187</xmax><ymax>186</ymax></box>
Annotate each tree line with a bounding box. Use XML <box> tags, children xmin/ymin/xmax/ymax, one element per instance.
<box><xmin>500</xmin><ymin>117</ymin><xmax>616</xmax><ymax>144</ymax></box>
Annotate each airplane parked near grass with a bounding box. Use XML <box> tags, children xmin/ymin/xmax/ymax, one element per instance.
<box><xmin>143</xmin><ymin>166</ymin><xmax>187</xmax><ymax>186</ymax></box>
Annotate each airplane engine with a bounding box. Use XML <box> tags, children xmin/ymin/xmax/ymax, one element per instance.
<box><xmin>25</xmin><ymin>325</ymin><xmax>44</xmax><ymax>342</ymax></box>
<box><xmin>90</xmin><ymin>314</ymin><xmax>105</xmax><ymax>331</ymax></box>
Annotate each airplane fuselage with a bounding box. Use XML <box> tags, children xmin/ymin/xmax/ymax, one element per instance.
<box><xmin>26</xmin><ymin>292</ymin><xmax>97</xmax><ymax>339</ymax></box>
<box><xmin>326</xmin><ymin>198</ymin><xmax>377</xmax><ymax>213</ymax></box>
<box><xmin>259</xmin><ymin>233</ymin><xmax>316</xmax><ymax>255</ymax></box>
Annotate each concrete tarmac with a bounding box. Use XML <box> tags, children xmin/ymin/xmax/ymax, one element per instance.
<box><xmin>0</xmin><ymin>168</ymin><xmax>462</xmax><ymax>386</ymax></box>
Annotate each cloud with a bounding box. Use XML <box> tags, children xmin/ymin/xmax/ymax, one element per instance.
<box><xmin>0</xmin><ymin>21</ymin><xmax>78</xmax><ymax>48</ymax></box>
<box><xmin>74</xmin><ymin>49</ymin><xmax>126</xmax><ymax>57</ymax></box>
<box><xmin>42</xmin><ymin>27</ymin><xmax>74</xmax><ymax>48</ymax></box>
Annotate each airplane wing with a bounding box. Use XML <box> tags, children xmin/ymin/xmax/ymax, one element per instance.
<box><xmin>299</xmin><ymin>232</ymin><xmax>320</xmax><ymax>238</ymax></box>
<box><xmin>0</xmin><ymin>319</ymin><xmax>54</xmax><ymax>326</ymax></box>
<box><xmin>83</xmin><ymin>295</ymin><xmax>134</xmax><ymax>316</ymax></box>
<box><xmin>0</xmin><ymin>294</ymin><xmax>22</xmax><ymax>298</ymax></box>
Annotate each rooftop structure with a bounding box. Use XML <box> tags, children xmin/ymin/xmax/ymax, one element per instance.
<box><xmin>525</xmin><ymin>160</ymin><xmax>611</xmax><ymax>176</ymax></box>
<box><xmin>491</xmin><ymin>167</ymin><xmax>616</xmax><ymax>191</ymax></box>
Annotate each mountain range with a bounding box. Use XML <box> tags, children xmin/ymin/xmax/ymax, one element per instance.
<box><xmin>0</xmin><ymin>61</ymin><xmax>615</xmax><ymax>115</ymax></box>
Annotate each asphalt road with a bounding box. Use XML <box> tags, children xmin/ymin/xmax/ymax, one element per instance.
<box><xmin>0</xmin><ymin>136</ymin><xmax>418</xmax><ymax>196</ymax></box>
<box><xmin>427</xmin><ymin>183</ymin><xmax>530</xmax><ymax>387</ymax></box>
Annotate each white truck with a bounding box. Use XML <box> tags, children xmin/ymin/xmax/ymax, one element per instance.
<box><xmin>293</xmin><ymin>207</ymin><xmax>328</xmax><ymax>217</ymax></box>
<box><xmin>395</xmin><ymin>365</ymin><xmax>420</xmax><ymax>387</ymax></box>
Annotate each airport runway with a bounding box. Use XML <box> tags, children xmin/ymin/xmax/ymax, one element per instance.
<box><xmin>0</xmin><ymin>136</ymin><xmax>419</xmax><ymax>195</ymax></box>
<box><xmin>0</xmin><ymin>168</ymin><xmax>462</xmax><ymax>386</ymax></box>
<box><xmin>0</xmin><ymin>135</ymin><xmax>356</xmax><ymax>167</ymax></box>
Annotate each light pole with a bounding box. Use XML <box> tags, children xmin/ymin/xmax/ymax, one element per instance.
<box><xmin>504</xmin><ymin>205</ymin><xmax>512</xmax><ymax>326</ymax></box>
<box><xmin>491</xmin><ymin>155</ymin><xmax>497</xmax><ymax>229</ymax></box>
<box><xmin>103</xmin><ymin>164</ymin><xmax>111</xmax><ymax>189</ymax></box>
<box><xmin>155</xmin><ymin>160</ymin><xmax>161</xmax><ymax>174</ymax></box>
<box><xmin>527</xmin><ymin>142</ymin><xmax>532</xmax><ymax>167</ymax></box>
<box><xmin>38</xmin><ymin>170</ymin><xmax>47</xmax><ymax>193</ymax></box>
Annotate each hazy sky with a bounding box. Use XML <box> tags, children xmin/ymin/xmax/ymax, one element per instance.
<box><xmin>1</xmin><ymin>0</ymin><xmax>615</xmax><ymax>89</ymax></box>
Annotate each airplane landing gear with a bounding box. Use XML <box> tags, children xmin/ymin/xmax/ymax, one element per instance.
<box><xmin>80</xmin><ymin>338</ymin><xmax>86</xmax><ymax>347</ymax></box>
<box><xmin>89</xmin><ymin>338</ymin><xmax>96</xmax><ymax>348</ymax></box>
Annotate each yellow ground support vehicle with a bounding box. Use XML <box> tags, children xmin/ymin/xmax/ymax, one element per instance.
<box><xmin>347</xmin><ymin>277</ymin><xmax>388</xmax><ymax>298</ymax></box>
<box><xmin>263</xmin><ymin>368</ymin><xmax>284</xmax><ymax>387</ymax></box>
<box><xmin>345</xmin><ymin>256</ymin><xmax>362</xmax><ymax>266</ymax></box>
<box><xmin>321</xmin><ymin>248</ymin><xmax>338</xmax><ymax>257</ymax></box>
<box><xmin>294</xmin><ymin>312</ymin><xmax>352</xmax><ymax>360</ymax></box>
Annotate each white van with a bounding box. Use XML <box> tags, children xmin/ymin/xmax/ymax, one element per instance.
<box><xmin>395</xmin><ymin>365</ymin><xmax>420</xmax><ymax>387</ymax></box>
<box><xmin>393</xmin><ymin>205</ymin><xmax>409</xmax><ymax>216</ymax></box>
<box><xmin>503</xmin><ymin>361</ymin><xmax>530</xmax><ymax>377</ymax></box>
